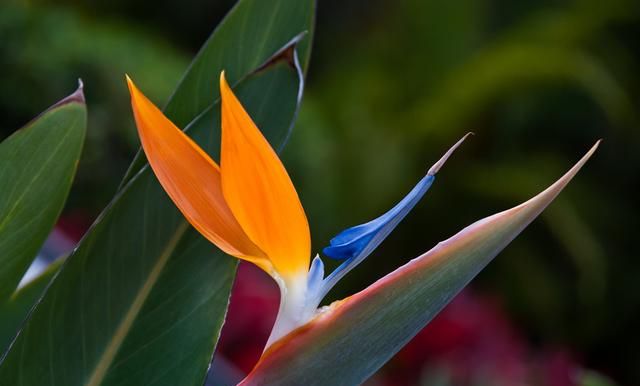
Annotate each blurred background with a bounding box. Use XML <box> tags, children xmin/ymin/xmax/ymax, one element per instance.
<box><xmin>1</xmin><ymin>0</ymin><xmax>638</xmax><ymax>385</ymax></box>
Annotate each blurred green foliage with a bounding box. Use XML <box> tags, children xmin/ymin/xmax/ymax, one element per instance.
<box><xmin>1</xmin><ymin>0</ymin><xmax>638</xmax><ymax>383</ymax></box>
<box><xmin>0</xmin><ymin>2</ymin><xmax>188</xmax><ymax>211</ymax></box>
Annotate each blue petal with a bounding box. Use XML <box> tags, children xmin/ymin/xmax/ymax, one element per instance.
<box><xmin>323</xmin><ymin>174</ymin><xmax>435</xmax><ymax>261</ymax></box>
<box><xmin>307</xmin><ymin>173</ymin><xmax>435</xmax><ymax>306</ymax></box>
<box><xmin>310</xmin><ymin>133</ymin><xmax>472</xmax><ymax>306</ymax></box>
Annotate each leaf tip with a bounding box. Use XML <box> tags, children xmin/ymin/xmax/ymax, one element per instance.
<box><xmin>41</xmin><ymin>80</ymin><xmax>86</xmax><ymax>116</ymax></box>
<box><xmin>252</xmin><ymin>33</ymin><xmax>306</xmax><ymax>75</ymax></box>
<box><xmin>58</xmin><ymin>79</ymin><xmax>86</xmax><ymax>107</ymax></box>
<box><xmin>70</xmin><ymin>78</ymin><xmax>85</xmax><ymax>104</ymax></box>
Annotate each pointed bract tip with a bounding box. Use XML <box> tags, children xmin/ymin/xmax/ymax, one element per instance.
<box><xmin>427</xmin><ymin>132</ymin><xmax>473</xmax><ymax>176</ymax></box>
<box><xmin>499</xmin><ymin>140</ymin><xmax>599</xmax><ymax>224</ymax></box>
<box><xmin>580</xmin><ymin>140</ymin><xmax>600</xmax><ymax>164</ymax></box>
<box><xmin>576</xmin><ymin>140</ymin><xmax>600</xmax><ymax>165</ymax></box>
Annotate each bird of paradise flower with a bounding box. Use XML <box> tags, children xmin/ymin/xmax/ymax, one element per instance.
<box><xmin>126</xmin><ymin>73</ymin><xmax>599</xmax><ymax>384</ymax></box>
<box><xmin>126</xmin><ymin>72</ymin><xmax>472</xmax><ymax>346</ymax></box>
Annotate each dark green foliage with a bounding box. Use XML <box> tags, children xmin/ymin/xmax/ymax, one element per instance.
<box><xmin>0</xmin><ymin>87</ymin><xmax>86</xmax><ymax>352</ymax></box>
<box><xmin>0</xmin><ymin>1</ymin><xmax>314</xmax><ymax>384</ymax></box>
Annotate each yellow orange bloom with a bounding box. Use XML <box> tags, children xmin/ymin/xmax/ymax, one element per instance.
<box><xmin>127</xmin><ymin>75</ymin><xmax>309</xmax><ymax>279</ymax></box>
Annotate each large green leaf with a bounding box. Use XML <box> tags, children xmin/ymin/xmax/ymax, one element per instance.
<box><xmin>239</xmin><ymin>142</ymin><xmax>599</xmax><ymax>386</ymax></box>
<box><xmin>120</xmin><ymin>0</ymin><xmax>315</xmax><ymax>185</ymax></box>
<box><xmin>0</xmin><ymin>37</ymin><xmax>312</xmax><ymax>386</ymax></box>
<box><xmin>0</xmin><ymin>85</ymin><xmax>86</xmax><ymax>302</ymax></box>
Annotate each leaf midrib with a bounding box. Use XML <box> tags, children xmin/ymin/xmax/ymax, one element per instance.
<box><xmin>84</xmin><ymin>221</ymin><xmax>190</xmax><ymax>386</ymax></box>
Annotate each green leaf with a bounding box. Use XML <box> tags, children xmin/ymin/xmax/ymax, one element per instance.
<box><xmin>0</xmin><ymin>37</ymin><xmax>312</xmax><ymax>386</ymax></box>
<box><xmin>239</xmin><ymin>142</ymin><xmax>600</xmax><ymax>386</ymax></box>
<box><xmin>0</xmin><ymin>84</ymin><xmax>86</xmax><ymax>302</ymax></box>
<box><xmin>120</xmin><ymin>0</ymin><xmax>316</xmax><ymax>186</ymax></box>
<box><xmin>0</xmin><ymin>259</ymin><xmax>63</xmax><ymax>352</ymax></box>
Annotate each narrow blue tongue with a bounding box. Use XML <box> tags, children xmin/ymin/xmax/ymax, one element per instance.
<box><xmin>323</xmin><ymin>173</ymin><xmax>435</xmax><ymax>261</ymax></box>
<box><xmin>308</xmin><ymin>133</ymin><xmax>472</xmax><ymax>306</ymax></box>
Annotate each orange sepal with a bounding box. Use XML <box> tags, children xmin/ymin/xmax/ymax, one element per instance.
<box><xmin>219</xmin><ymin>72</ymin><xmax>310</xmax><ymax>277</ymax></box>
<box><xmin>126</xmin><ymin>75</ymin><xmax>271</xmax><ymax>271</ymax></box>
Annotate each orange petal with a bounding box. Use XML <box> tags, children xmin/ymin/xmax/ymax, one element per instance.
<box><xmin>219</xmin><ymin>72</ymin><xmax>310</xmax><ymax>277</ymax></box>
<box><xmin>126</xmin><ymin>76</ymin><xmax>270</xmax><ymax>271</ymax></box>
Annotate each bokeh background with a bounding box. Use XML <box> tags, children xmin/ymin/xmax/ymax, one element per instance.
<box><xmin>1</xmin><ymin>0</ymin><xmax>639</xmax><ymax>385</ymax></box>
